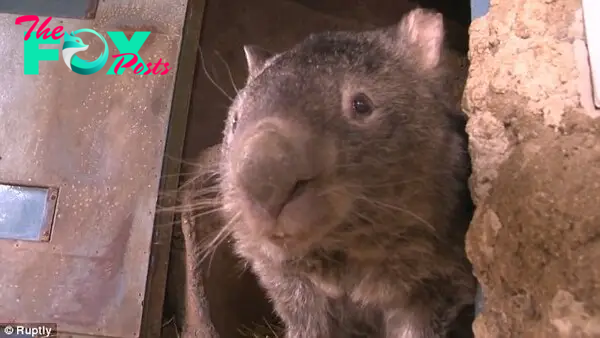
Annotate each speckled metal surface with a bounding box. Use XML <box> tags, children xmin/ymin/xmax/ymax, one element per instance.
<box><xmin>0</xmin><ymin>0</ymin><xmax>187</xmax><ymax>336</ymax></box>
<box><xmin>0</xmin><ymin>0</ymin><xmax>100</xmax><ymax>20</ymax></box>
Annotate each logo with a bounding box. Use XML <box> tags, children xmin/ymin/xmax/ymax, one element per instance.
<box><xmin>4</xmin><ymin>326</ymin><xmax>13</xmax><ymax>335</ymax></box>
<box><xmin>62</xmin><ymin>29</ymin><xmax>109</xmax><ymax>75</ymax></box>
<box><xmin>15</xmin><ymin>15</ymin><xmax>171</xmax><ymax>76</ymax></box>
<box><xmin>0</xmin><ymin>324</ymin><xmax>56</xmax><ymax>337</ymax></box>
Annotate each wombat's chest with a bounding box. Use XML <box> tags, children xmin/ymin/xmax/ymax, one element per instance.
<box><xmin>321</xmin><ymin>296</ymin><xmax>386</xmax><ymax>337</ymax></box>
<box><xmin>290</xmin><ymin>250</ymin><xmax>413</xmax><ymax>304</ymax></box>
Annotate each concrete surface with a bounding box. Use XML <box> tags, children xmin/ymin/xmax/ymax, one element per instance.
<box><xmin>0</xmin><ymin>0</ymin><xmax>187</xmax><ymax>336</ymax></box>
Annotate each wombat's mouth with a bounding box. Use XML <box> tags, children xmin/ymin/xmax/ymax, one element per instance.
<box><xmin>268</xmin><ymin>178</ymin><xmax>314</xmax><ymax>220</ymax></box>
<box><xmin>229</xmin><ymin>176</ymin><xmax>354</xmax><ymax>256</ymax></box>
<box><xmin>284</xmin><ymin>179</ymin><xmax>311</xmax><ymax>207</ymax></box>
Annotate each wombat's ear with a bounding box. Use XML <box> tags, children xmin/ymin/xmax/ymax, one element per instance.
<box><xmin>243</xmin><ymin>45</ymin><xmax>273</xmax><ymax>78</ymax></box>
<box><xmin>396</xmin><ymin>8</ymin><xmax>444</xmax><ymax>70</ymax></box>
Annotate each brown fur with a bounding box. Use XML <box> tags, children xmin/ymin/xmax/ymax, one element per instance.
<box><xmin>184</xmin><ymin>8</ymin><xmax>476</xmax><ymax>338</ymax></box>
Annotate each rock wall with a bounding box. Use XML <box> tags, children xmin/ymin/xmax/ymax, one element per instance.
<box><xmin>464</xmin><ymin>0</ymin><xmax>600</xmax><ymax>337</ymax></box>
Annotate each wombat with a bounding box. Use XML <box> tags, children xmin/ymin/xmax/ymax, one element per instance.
<box><xmin>191</xmin><ymin>7</ymin><xmax>476</xmax><ymax>338</ymax></box>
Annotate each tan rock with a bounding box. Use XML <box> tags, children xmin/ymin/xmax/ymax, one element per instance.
<box><xmin>463</xmin><ymin>0</ymin><xmax>600</xmax><ymax>336</ymax></box>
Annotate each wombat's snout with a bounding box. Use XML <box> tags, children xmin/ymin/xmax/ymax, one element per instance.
<box><xmin>231</xmin><ymin>120</ymin><xmax>319</xmax><ymax>223</ymax></box>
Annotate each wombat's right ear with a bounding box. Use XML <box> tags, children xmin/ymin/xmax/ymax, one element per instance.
<box><xmin>395</xmin><ymin>8</ymin><xmax>445</xmax><ymax>70</ymax></box>
<box><xmin>243</xmin><ymin>45</ymin><xmax>273</xmax><ymax>78</ymax></box>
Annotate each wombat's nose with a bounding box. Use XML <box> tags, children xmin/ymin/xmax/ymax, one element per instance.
<box><xmin>232</xmin><ymin>125</ymin><xmax>311</xmax><ymax>219</ymax></box>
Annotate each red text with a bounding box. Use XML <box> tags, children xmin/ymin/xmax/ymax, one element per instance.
<box><xmin>112</xmin><ymin>53</ymin><xmax>171</xmax><ymax>75</ymax></box>
<box><xmin>15</xmin><ymin>15</ymin><xmax>63</xmax><ymax>41</ymax></box>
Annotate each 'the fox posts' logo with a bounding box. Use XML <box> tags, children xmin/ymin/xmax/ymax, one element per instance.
<box><xmin>61</xmin><ymin>29</ymin><xmax>109</xmax><ymax>75</ymax></box>
<box><xmin>15</xmin><ymin>15</ymin><xmax>172</xmax><ymax>76</ymax></box>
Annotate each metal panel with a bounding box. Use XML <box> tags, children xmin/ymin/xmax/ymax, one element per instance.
<box><xmin>0</xmin><ymin>0</ymin><xmax>100</xmax><ymax>20</ymax></box>
<box><xmin>0</xmin><ymin>0</ymin><xmax>188</xmax><ymax>336</ymax></box>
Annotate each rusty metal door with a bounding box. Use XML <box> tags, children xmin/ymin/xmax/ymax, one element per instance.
<box><xmin>0</xmin><ymin>0</ymin><xmax>204</xmax><ymax>336</ymax></box>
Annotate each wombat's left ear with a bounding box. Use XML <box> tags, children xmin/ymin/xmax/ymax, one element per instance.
<box><xmin>396</xmin><ymin>8</ymin><xmax>445</xmax><ymax>70</ymax></box>
<box><xmin>243</xmin><ymin>45</ymin><xmax>273</xmax><ymax>79</ymax></box>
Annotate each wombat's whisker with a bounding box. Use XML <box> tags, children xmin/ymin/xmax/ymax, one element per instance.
<box><xmin>349</xmin><ymin>211</ymin><xmax>377</xmax><ymax>227</ymax></box>
<box><xmin>177</xmin><ymin>184</ymin><xmax>222</xmax><ymax>196</ymax></box>
<box><xmin>154</xmin><ymin>193</ymin><xmax>219</xmax><ymax>213</ymax></box>
<box><xmin>175</xmin><ymin>181</ymin><xmax>216</xmax><ymax>197</ymax></box>
<box><xmin>200</xmin><ymin>212</ymin><xmax>239</xmax><ymax>274</ymax></box>
<box><xmin>156</xmin><ymin>190</ymin><xmax>183</xmax><ymax>200</ymax></box>
<box><xmin>160</xmin><ymin>202</ymin><xmax>222</xmax><ymax>214</ymax></box>
<box><xmin>342</xmin><ymin>177</ymin><xmax>429</xmax><ymax>189</ymax></box>
<box><xmin>156</xmin><ymin>184</ymin><xmax>221</xmax><ymax>209</ymax></box>
<box><xmin>188</xmin><ymin>201</ymin><xmax>223</xmax><ymax>212</ymax></box>
<box><xmin>178</xmin><ymin>182</ymin><xmax>220</xmax><ymax>196</ymax></box>
<box><xmin>198</xmin><ymin>46</ymin><xmax>234</xmax><ymax>102</ymax></box>
<box><xmin>184</xmin><ymin>192</ymin><xmax>222</xmax><ymax>202</ymax></box>
<box><xmin>180</xmin><ymin>166</ymin><xmax>220</xmax><ymax>179</ymax></box>
<box><xmin>178</xmin><ymin>171</ymin><xmax>221</xmax><ymax>190</ymax></box>
<box><xmin>234</xmin><ymin>259</ymin><xmax>252</xmax><ymax>278</ymax></box>
<box><xmin>158</xmin><ymin>172</ymin><xmax>206</xmax><ymax>183</ymax></box>
<box><xmin>163</xmin><ymin>153</ymin><xmax>206</xmax><ymax>167</ymax></box>
<box><xmin>345</xmin><ymin>211</ymin><xmax>390</xmax><ymax>249</ymax></box>
<box><xmin>357</xmin><ymin>197</ymin><xmax>435</xmax><ymax>232</ymax></box>
<box><xmin>214</xmin><ymin>50</ymin><xmax>240</xmax><ymax>94</ymax></box>
<box><xmin>180</xmin><ymin>162</ymin><xmax>220</xmax><ymax>174</ymax></box>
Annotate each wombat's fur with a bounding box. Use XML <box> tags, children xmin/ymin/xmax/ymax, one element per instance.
<box><xmin>186</xmin><ymin>8</ymin><xmax>476</xmax><ymax>338</ymax></box>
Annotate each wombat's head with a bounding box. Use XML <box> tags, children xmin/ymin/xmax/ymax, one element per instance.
<box><xmin>219</xmin><ymin>9</ymin><xmax>469</xmax><ymax>261</ymax></box>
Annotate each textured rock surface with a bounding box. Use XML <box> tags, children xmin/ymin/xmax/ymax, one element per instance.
<box><xmin>463</xmin><ymin>0</ymin><xmax>600</xmax><ymax>337</ymax></box>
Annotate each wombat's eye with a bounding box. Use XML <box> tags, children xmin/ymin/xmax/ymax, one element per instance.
<box><xmin>351</xmin><ymin>93</ymin><xmax>374</xmax><ymax>117</ymax></box>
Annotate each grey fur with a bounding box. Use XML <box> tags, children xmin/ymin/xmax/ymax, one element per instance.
<box><xmin>204</xmin><ymin>8</ymin><xmax>475</xmax><ymax>338</ymax></box>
